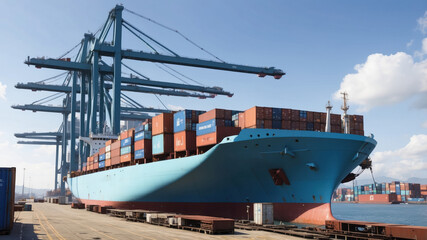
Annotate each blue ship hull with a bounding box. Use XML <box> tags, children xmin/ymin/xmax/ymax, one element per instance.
<box><xmin>68</xmin><ymin>129</ymin><xmax>376</xmax><ymax>225</ymax></box>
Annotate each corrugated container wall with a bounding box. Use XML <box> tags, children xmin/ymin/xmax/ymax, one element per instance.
<box><xmin>0</xmin><ymin>167</ymin><xmax>16</xmax><ymax>234</ymax></box>
<box><xmin>253</xmin><ymin>203</ymin><xmax>274</xmax><ymax>225</ymax></box>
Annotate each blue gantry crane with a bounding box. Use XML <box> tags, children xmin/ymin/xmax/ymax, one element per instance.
<box><xmin>13</xmin><ymin>5</ymin><xmax>285</xmax><ymax>196</ymax></box>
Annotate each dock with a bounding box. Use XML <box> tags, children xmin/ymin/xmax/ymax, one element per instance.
<box><xmin>5</xmin><ymin>203</ymin><xmax>306</xmax><ymax>240</ymax></box>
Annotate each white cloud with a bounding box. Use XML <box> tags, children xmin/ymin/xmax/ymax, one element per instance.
<box><xmin>406</xmin><ymin>40</ymin><xmax>414</xmax><ymax>48</ymax></box>
<box><xmin>335</xmin><ymin>52</ymin><xmax>427</xmax><ymax>111</ymax></box>
<box><xmin>167</xmin><ymin>104</ymin><xmax>185</xmax><ymax>111</ymax></box>
<box><xmin>0</xmin><ymin>82</ymin><xmax>6</xmax><ymax>100</ymax></box>
<box><xmin>372</xmin><ymin>134</ymin><xmax>427</xmax><ymax>180</ymax></box>
<box><xmin>418</xmin><ymin>11</ymin><xmax>427</xmax><ymax>34</ymax></box>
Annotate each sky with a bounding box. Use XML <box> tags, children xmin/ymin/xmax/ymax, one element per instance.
<box><xmin>0</xmin><ymin>0</ymin><xmax>427</xmax><ymax>190</ymax></box>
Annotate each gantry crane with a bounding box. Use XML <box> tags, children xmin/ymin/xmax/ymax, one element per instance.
<box><xmin>13</xmin><ymin>5</ymin><xmax>285</xmax><ymax>196</ymax></box>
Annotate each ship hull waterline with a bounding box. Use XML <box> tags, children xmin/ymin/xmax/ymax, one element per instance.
<box><xmin>68</xmin><ymin>129</ymin><xmax>377</xmax><ymax>225</ymax></box>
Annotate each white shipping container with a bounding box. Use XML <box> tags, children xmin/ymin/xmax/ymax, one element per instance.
<box><xmin>106</xmin><ymin>145</ymin><xmax>111</xmax><ymax>152</ymax></box>
<box><xmin>168</xmin><ymin>217</ymin><xmax>178</xmax><ymax>226</ymax></box>
<box><xmin>253</xmin><ymin>203</ymin><xmax>274</xmax><ymax>225</ymax></box>
<box><xmin>106</xmin><ymin>152</ymin><xmax>111</xmax><ymax>159</ymax></box>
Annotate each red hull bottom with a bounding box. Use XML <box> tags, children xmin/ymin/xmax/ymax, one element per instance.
<box><xmin>79</xmin><ymin>199</ymin><xmax>335</xmax><ymax>225</ymax></box>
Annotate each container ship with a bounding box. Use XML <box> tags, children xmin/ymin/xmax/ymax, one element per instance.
<box><xmin>68</xmin><ymin>106</ymin><xmax>376</xmax><ymax>225</ymax></box>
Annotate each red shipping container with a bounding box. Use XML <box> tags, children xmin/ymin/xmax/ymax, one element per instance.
<box><xmin>281</xmin><ymin>120</ymin><xmax>291</xmax><ymax>129</ymax></box>
<box><xmin>83</xmin><ymin>166</ymin><xmax>87</xmax><ymax>171</ymax></box>
<box><xmin>111</xmin><ymin>156</ymin><xmax>120</xmax><ymax>165</ymax></box>
<box><xmin>199</xmin><ymin>109</ymin><xmax>226</xmax><ymax>122</ymax></box>
<box><xmin>421</xmin><ymin>185</ymin><xmax>427</xmax><ymax>191</ymax></box>
<box><xmin>263</xmin><ymin>107</ymin><xmax>273</xmax><ymax>120</ymax></box>
<box><xmin>99</xmin><ymin>147</ymin><xmax>106</xmax><ymax>155</ymax></box>
<box><xmin>196</xmin><ymin>127</ymin><xmax>241</xmax><ymax>147</ymax></box>
<box><xmin>111</xmin><ymin>140</ymin><xmax>121</xmax><ymax>150</ymax></box>
<box><xmin>331</xmin><ymin>125</ymin><xmax>342</xmax><ymax>133</ymax></box>
<box><xmin>358</xmin><ymin>194</ymin><xmax>397</xmax><ymax>203</ymax></box>
<box><xmin>224</xmin><ymin>110</ymin><xmax>232</xmax><ymax>120</ymax></box>
<box><xmin>307</xmin><ymin>111</ymin><xmax>314</xmax><ymax>122</ymax></box>
<box><xmin>421</xmin><ymin>191</ymin><xmax>427</xmax><ymax>196</ymax></box>
<box><xmin>238</xmin><ymin>112</ymin><xmax>245</xmax><ymax>129</ymax></box>
<box><xmin>120</xmin><ymin>153</ymin><xmax>133</xmax><ymax>163</ymax></box>
<box><xmin>314</xmin><ymin>112</ymin><xmax>321</xmax><ymax>123</ymax></box>
<box><xmin>281</xmin><ymin>108</ymin><xmax>291</xmax><ymax>121</ymax></box>
<box><xmin>291</xmin><ymin>121</ymin><xmax>299</xmax><ymax>130</ymax></box>
<box><xmin>134</xmin><ymin>139</ymin><xmax>152</xmax><ymax>151</ymax></box>
<box><xmin>111</xmin><ymin>148</ymin><xmax>120</xmax><ymax>158</ymax></box>
<box><xmin>106</xmin><ymin>139</ymin><xmax>113</xmax><ymax>145</ymax></box>
<box><xmin>244</xmin><ymin>106</ymin><xmax>264</xmax><ymax>128</ymax></box>
<box><xmin>94</xmin><ymin>153</ymin><xmax>99</xmax><ymax>163</ymax></box>
<box><xmin>174</xmin><ymin>131</ymin><xmax>196</xmax><ymax>152</ymax></box>
<box><xmin>299</xmin><ymin>122</ymin><xmax>306</xmax><ymax>130</ymax></box>
<box><xmin>93</xmin><ymin>162</ymin><xmax>99</xmax><ymax>170</ymax></box>
<box><xmin>120</xmin><ymin>130</ymin><xmax>128</xmax><ymax>140</ymax></box>
<box><xmin>320</xmin><ymin>123</ymin><xmax>326</xmax><ymax>131</ymax></box>
<box><xmin>321</xmin><ymin>113</ymin><xmax>327</xmax><ymax>124</ymax></box>
<box><xmin>331</xmin><ymin>114</ymin><xmax>341</xmax><ymax>125</ymax></box>
<box><xmin>291</xmin><ymin>110</ymin><xmax>300</xmax><ymax>121</ymax></box>
<box><xmin>314</xmin><ymin>122</ymin><xmax>321</xmax><ymax>131</ymax></box>
<box><xmin>152</xmin><ymin>113</ymin><xmax>174</xmax><ymax>135</ymax></box>
<box><xmin>264</xmin><ymin>120</ymin><xmax>272</xmax><ymax>129</ymax></box>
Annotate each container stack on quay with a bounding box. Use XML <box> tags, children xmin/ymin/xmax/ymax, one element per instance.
<box><xmin>134</xmin><ymin>119</ymin><xmax>153</xmax><ymax>164</ymax></box>
<box><xmin>173</xmin><ymin>110</ymin><xmax>205</xmax><ymax>158</ymax></box>
<box><xmin>120</xmin><ymin>128</ymin><xmax>135</xmax><ymax>164</ymax></box>
<box><xmin>196</xmin><ymin>109</ymin><xmax>241</xmax><ymax>153</ymax></box>
<box><xmin>152</xmin><ymin>113</ymin><xmax>174</xmax><ymax>160</ymax></box>
<box><xmin>0</xmin><ymin>168</ymin><xmax>15</xmax><ymax>235</ymax></box>
<box><xmin>333</xmin><ymin>182</ymin><xmax>427</xmax><ymax>203</ymax></box>
<box><xmin>72</xmin><ymin>106</ymin><xmax>366</xmax><ymax>177</ymax></box>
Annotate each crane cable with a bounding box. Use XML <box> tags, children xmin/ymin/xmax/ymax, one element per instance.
<box><xmin>124</xmin><ymin>8</ymin><xmax>226</xmax><ymax>63</ymax></box>
<box><xmin>156</xmin><ymin>64</ymin><xmax>206</xmax><ymax>87</ymax></box>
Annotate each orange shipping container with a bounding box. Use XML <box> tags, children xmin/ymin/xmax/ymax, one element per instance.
<box><xmin>105</xmin><ymin>159</ymin><xmax>111</xmax><ymax>167</ymax></box>
<box><xmin>99</xmin><ymin>147</ymin><xmax>106</xmax><ymax>155</ymax></box>
<box><xmin>199</xmin><ymin>109</ymin><xmax>226</xmax><ymax>122</ymax></box>
<box><xmin>111</xmin><ymin>156</ymin><xmax>120</xmax><ymax>165</ymax></box>
<box><xmin>120</xmin><ymin>153</ymin><xmax>133</xmax><ymax>163</ymax></box>
<box><xmin>281</xmin><ymin>120</ymin><xmax>291</xmax><ymax>129</ymax></box>
<box><xmin>93</xmin><ymin>162</ymin><xmax>99</xmax><ymax>170</ymax></box>
<box><xmin>244</xmin><ymin>106</ymin><xmax>264</xmax><ymax>128</ymax></box>
<box><xmin>196</xmin><ymin>127</ymin><xmax>241</xmax><ymax>147</ymax></box>
<box><xmin>263</xmin><ymin>107</ymin><xmax>272</xmax><ymax>120</ymax></box>
<box><xmin>106</xmin><ymin>140</ymin><xmax>113</xmax><ymax>145</ymax></box>
<box><xmin>152</xmin><ymin>113</ymin><xmax>174</xmax><ymax>135</ymax></box>
<box><xmin>238</xmin><ymin>112</ymin><xmax>245</xmax><ymax>129</ymax></box>
<box><xmin>264</xmin><ymin>120</ymin><xmax>272</xmax><ymax>129</ymax></box>
<box><xmin>111</xmin><ymin>148</ymin><xmax>120</xmax><ymax>158</ymax></box>
<box><xmin>358</xmin><ymin>194</ymin><xmax>397</xmax><ymax>203</ymax></box>
<box><xmin>134</xmin><ymin>139</ymin><xmax>152</xmax><ymax>151</ymax></box>
<box><xmin>111</xmin><ymin>140</ymin><xmax>121</xmax><ymax>150</ymax></box>
<box><xmin>120</xmin><ymin>130</ymin><xmax>128</xmax><ymax>140</ymax></box>
<box><xmin>174</xmin><ymin>131</ymin><xmax>196</xmax><ymax>152</ymax></box>
<box><xmin>281</xmin><ymin>108</ymin><xmax>292</xmax><ymax>121</ymax></box>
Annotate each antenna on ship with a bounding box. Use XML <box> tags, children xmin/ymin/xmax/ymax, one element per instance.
<box><xmin>341</xmin><ymin>92</ymin><xmax>350</xmax><ymax>134</ymax></box>
<box><xmin>325</xmin><ymin>101</ymin><xmax>332</xmax><ymax>132</ymax></box>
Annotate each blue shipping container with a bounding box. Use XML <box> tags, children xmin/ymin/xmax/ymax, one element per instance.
<box><xmin>99</xmin><ymin>154</ymin><xmax>106</xmax><ymax>161</ymax></box>
<box><xmin>196</xmin><ymin>119</ymin><xmax>217</xmax><ymax>136</ymax></box>
<box><xmin>272</xmin><ymin>120</ymin><xmax>281</xmax><ymax>129</ymax></box>
<box><xmin>0</xmin><ymin>167</ymin><xmax>15</xmax><ymax>234</ymax></box>
<box><xmin>135</xmin><ymin>124</ymin><xmax>145</xmax><ymax>133</ymax></box>
<box><xmin>174</xmin><ymin>110</ymin><xmax>194</xmax><ymax>132</ymax></box>
<box><xmin>153</xmin><ymin>134</ymin><xmax>164</xmax><ymax>155</ymax></box>
<box><xmin>272</xmin><ymin>108</ymin><xmax>282</xmax><ymax>120</ymax></box>
<box><xmin>99</xmin><ymin>161</ymin><xmax>105</xmax><ymax>168</ymax></box>
<box><xmin>135</xmin><ymin>131</ymin><xmax>152</xmax><ymax>141</ymax></box>
<box><xmin>121</xmin><ymin>137</ymin><xmax>132</xmax><ymax>147</ymax></box>
<box><xmin>121</xmin><ymin>146</ymin><xmax>132</xmax><ymax>155</ymax></box>
<box><xmin>135</xmin><ymin>149</ymin><xmax>145</xmax><ymax>159</ymax></box>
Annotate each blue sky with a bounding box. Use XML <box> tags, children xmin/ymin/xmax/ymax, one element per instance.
<box><xmin>0</xmin><ymin>0</ymin><xmax>426</xmax><ymax>189</ymax></box>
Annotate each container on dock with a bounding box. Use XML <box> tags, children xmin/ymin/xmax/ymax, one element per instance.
<box><xmin>253</xmin><ymin>203</ymin><xmax>274</xmax><ymax>225</ymax></box>
<box><xmin>196</xmin><ymin>127</ymin><xmax>241</xmax><ymax>147</ymax></box>
<box><xmin>0</xmin><ymin>167</ymin><xmax>15</xmax><ymax>235</ymax></box>
<box><xmin>152</xmin><ymin>113</ymin><xmax>174</xmax><ymax>135</ymax></box>
<box><xmin>152</xmin><ymin>133</ymin><xmax>174</xmax><ymax>155</ymax></box>
<box><xmin>174</xmin><ymin>130</ymin><xmax>196</xmax><ymax>152</ymax></box>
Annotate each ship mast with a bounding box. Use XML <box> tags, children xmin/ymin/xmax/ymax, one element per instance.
<box><xmin>325</xmin><ymin>101</ymin><xmax>332</xmax><ymax>132</ymax></box>
<box><xmin>341</xmin><ymin>92</ymin><xmax>350</xmax><ymax>134</ymax></box>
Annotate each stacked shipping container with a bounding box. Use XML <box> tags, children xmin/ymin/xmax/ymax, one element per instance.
<box><xmin>152</xmin><ymin>113</ymin><xmax>174</xmax><ymax>159</ymax></box>
<box><xmin>134</xmin><ymin>120</ymin><xmax>152</xmax><ymax>164</ymax></box>
<box><xmin>196</xmin><ymin>109</ymin><xmax>241</xmax><ymax>150</ymax></box>
<box><xmin>120</xmin><ymin>128</ymin><xmax>135</xmax><ymax>164</ymax></box>
<box><xmin>173</xmin><ymin>110</ymin><xmax>205</xmax><ymax>157</ymax></box>
<box><xmin>111</xmin><ymin>139</ymin><xmax>121</xmax><ymax>166</ymax></box>
<box><xmin>105</xmin><ymin>140</ymin><xmax>112</xmax><ymax>167</ymax></box>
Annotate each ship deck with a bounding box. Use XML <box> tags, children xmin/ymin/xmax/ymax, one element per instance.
<box><xmin>6</xmin><ymin>203</ymin><xmax>306</xmax><ymax>240</ymax></box>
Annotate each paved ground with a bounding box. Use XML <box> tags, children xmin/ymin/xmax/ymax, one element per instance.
<box><xmin>4</xmin><ymin>203</ymin><xmax>306</xmax><ymax>240</ymax></box>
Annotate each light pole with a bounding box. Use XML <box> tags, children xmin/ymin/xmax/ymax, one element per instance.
<box><xmin>22</xmin><ymin>168</ymin><xmax>26</xmax><ymax>197</ymax></box>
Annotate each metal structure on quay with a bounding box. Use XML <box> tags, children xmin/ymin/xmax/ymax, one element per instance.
<box><xmin>12</xmin><ymin>5</ymin><xmax>284</xmax><ymax>196</ymax></box>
